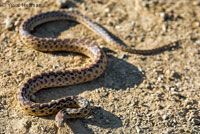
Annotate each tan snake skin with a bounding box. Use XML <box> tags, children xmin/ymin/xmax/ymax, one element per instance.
<box><xmin>17</xmin><ymin>10</ymin><xmax>180</xmax><ymax>127</ymax></box>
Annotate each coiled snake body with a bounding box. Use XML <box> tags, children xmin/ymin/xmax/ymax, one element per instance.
<box><xmin>17</xmin><ymin>10</ymin><xmax>179</xmax><ymax>127</ymax></box>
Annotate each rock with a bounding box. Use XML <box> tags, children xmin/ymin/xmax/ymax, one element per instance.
<box><xmin>160</xmin><ymin>12</ymin><xmax>166</xmax><ymax>18</ymax></box>
<box><xmin>136</xmin><ymin>127</ymin><xmax>143</xmax><ymax>133</ymax></box>
<box><xmin>115</xmin><ymin>25</ymin><xmax>121</xmax><ymax>30</ymax></box>
<box><xmin>96</xmin><ymin>88</ymin><xmax>101</xmax><ymax>93</ymax></box>
<box><xmin>165</xmin><ymin>129</ymin><xmax>173</xmax><ymax>134</ymax></box>
<box><xmin>119</xmin><ymin>52</ymin><xmax>125</xmax><ymax>59</ymax></box>
<box><xmin>131</xmin><ymin>21</ymin><xmax>135</xmax><ymax>27</ymax></box>
<box><xmin>172</xmin><ymin>72</ymin><xmax>182</xmax><ymax>79</ymax></box>
<box><xmin>56</xmin><ymin>0</ymin><xmax>72</xmax><ymax>8</ymax></box>
<box><xmin>14</xmin><ymin>18</ymin><xmax>21</xmax><ymax>27</ymax></box>
<box><xmin>191</xmin><ymin>118</ymin><xmax>200</xmax><ymax>125</ymax></box>
<box><xmin>162</xmin><ymin>23</ymin><xmax>167</xmax><ymax>32</ymax></box>
<box><xmin>96</xmin><ymin>17</ymin><xmax>102</xmax><ymax>23</ymax></box>
<box><xmin>125</xmin><ymin>34</ymin><xmax>132</xmax><ymax>40</ymax></box>
<box><xmin>4</xmin><ymin>17</ymin><xmax>13</xmax><ymax>30</ymax></box>
<box><xmin>105</xmin><ymin>8</ymin><xmax>111</xmax><ymax>13</ymax></box>
<box><xmin>193</xmin><ymin>22</ymin><xmax>200</xmax><ymax>27</ymax></box>
<box><xmin>163</xmin><ymin>114</ymin><xmax>169</xmax><ymax>120</ymax></box>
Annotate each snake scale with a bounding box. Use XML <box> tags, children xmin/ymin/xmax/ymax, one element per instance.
<box><xmin>17</xmin><ymin>10</ymin><xmax>180</xmax><ymax>127</ymax></box>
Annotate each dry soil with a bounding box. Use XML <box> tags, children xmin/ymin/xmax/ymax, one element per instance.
<box><xmin>0</xmin><ymin>0</ymin><xmax>200</xmax><ymax>134</ymax></box>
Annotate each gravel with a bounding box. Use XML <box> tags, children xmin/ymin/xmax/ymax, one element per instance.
<box><xmin>0</xmin><ymin>0</ymin><xmax>199</xmax><ymax>134</ymax></box>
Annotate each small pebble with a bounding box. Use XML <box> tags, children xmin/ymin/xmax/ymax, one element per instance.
<box><xmin>96</xmin><ymin>89</ymin><xmax>101</xmax><ymax>93</ymax></box>
<box><xmin>170</xmin><ymin>87</ymin><xmax>176</xmax><ymax>91</ymax></box>
<box><xmin>192</xmin><ymin>118</ymin><xmax>200</xmax><ymax>125</ymax></box>
<box><xmin>146</xmin><ymin>83</ymin><xmax>152</xmax><ymax>90</ymax></box>
<box><xmin>172</xmin><ymin>72</ymin><xmax>181</xmax><ymax>79</ymax></box>
<box><xmin>195</xmin><ymin>40</ymin><xmax>200</xmax><ymax>45</ymax></box>
<box><xmin>138</xmin><ymin>67</ymin><xmax>143</xmax><ymax>73</ymax></box>
<box><xmin>162</xmin><ymin>23</ymin><xmax>167</xmax><ymax>32</ymax></box>
<box><xmin>96</xmin><ymin>17</ymin><xmax>102</xmax><ymax>23</ymax></box>
<box><xmin>115</xmin><ymin>25</ymin><xmax>121</xmax><ymax>30</ymax></box>
<box><xmin>142</xmin><ymin>1</ymin><xmax>150</xmax><ymax>8</ymax></box>
<box><xmin>126</xmin><ymin>100</ymin><xmax>131</xmax><ymax>105</ymax></box>
<box><xmin>119</xmin><ymin>53</ymin><xmax>125</xmax><ymax>59</ymax></box>
<box><xmin>105</xmin><ymin>8</ymin><xmax>110</xmax><ymax>13</ymax></box>
<box><xmin>136</xmin><ymin>127</ymin><xmax>143</xmax><ymax>133</ymax></box>
<box><xmin>157</xmin><ymin>77</ymin><xmax>162</xmax><ymax>81</ymax></box>
<box><xmin>165</xmin><ymin>69</ymin><xmax>171</xmax><ymax>76</ymax></box>
<box><xmin>4</xmin><ymin>18</ymin><xmax>13</xmax><ymax>30</ymax></box>
<box><xmin>108</xmin><ymin>21</ymin><xmax>114</xmax><ymax>26</ymax></box>
<box><xmin>6</xmin><ymin>71</ymin><xmax>12</xmax><ymax>76</ymax></box>
<box><xmin>56</xmin><ymin>0</ymin><xmax>69</xmax><ymax>8</ymax></box>
<box><xmin>163</xmin><ymin>114</ymin><xmax>169</xmax><ymax>120</ymax></box>
<box><xmin>193</xmin><ymin>22</ymin><xmax>200</xmax><ymax>27</ymax></box>
<box><xmin>165</xmin><ymin>129</ymin><xmax>173</xmax><ymax>134</ymax></box>
<box><xmin>53</xmin><ymin>65</ymin><xmax>60</xmax><ymax>69</ymax></box>
<box><xmin>125</xmin><ymin>34</ymin><xmax>132</xmax><ymax>40</ymax></box>
<box><xmin>160</xmin><ymin>12</ymin><xmax>166</xmax><ymax>19</ymax></box>
<box><xmin>14</xmin><ymin>18</ymin><xmax>21</xmax><ymax>27</ymax></box>
<box><xmin>131</xmin><ymin>21</ymin><xmax>135</xmax><ymax>27</ymax></box>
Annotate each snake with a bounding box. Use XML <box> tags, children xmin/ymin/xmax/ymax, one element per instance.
<box><xmin>17</xmin><ymin>10</ymin><xmax>180</xmax><ymax>127</ymax></box>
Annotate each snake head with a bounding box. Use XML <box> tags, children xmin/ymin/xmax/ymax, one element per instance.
<box><xmin>55</xmin><ymin>112</ymin><xmax>65</xmax><ymax>127</ymax></box>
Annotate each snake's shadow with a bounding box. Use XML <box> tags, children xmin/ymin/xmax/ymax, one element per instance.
<box><xmin>35</xmin><ymin>53</ymin><xmax>144</xmax><ymax>95</ymax></box>
<box><xmin>65</xmin><ymin>106</ymin><xmax>123</xmax><ymax>134</ymax></box>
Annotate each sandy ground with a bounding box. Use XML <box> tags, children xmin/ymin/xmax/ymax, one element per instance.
<box><xmin>0</xmin><ymin>0</ymin><xmax>200</xmax><ymax>133</ymax></box>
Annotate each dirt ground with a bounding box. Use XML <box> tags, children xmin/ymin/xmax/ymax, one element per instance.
<box><xmin>0</xmin><ymin>0</ymin><xmax>200</xmax><ymax>134</ymax></box>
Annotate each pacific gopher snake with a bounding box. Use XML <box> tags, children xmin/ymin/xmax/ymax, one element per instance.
<box><xmin>17</xmin><ymin>10</ymin><xmax>180</xmax><ymax>127</ymax></box>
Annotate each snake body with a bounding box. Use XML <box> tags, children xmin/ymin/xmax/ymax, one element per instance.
<box><xmin>17</xmin><ymin>10</ymin><xmax>179</xmax><ymax>127</ymax></box>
